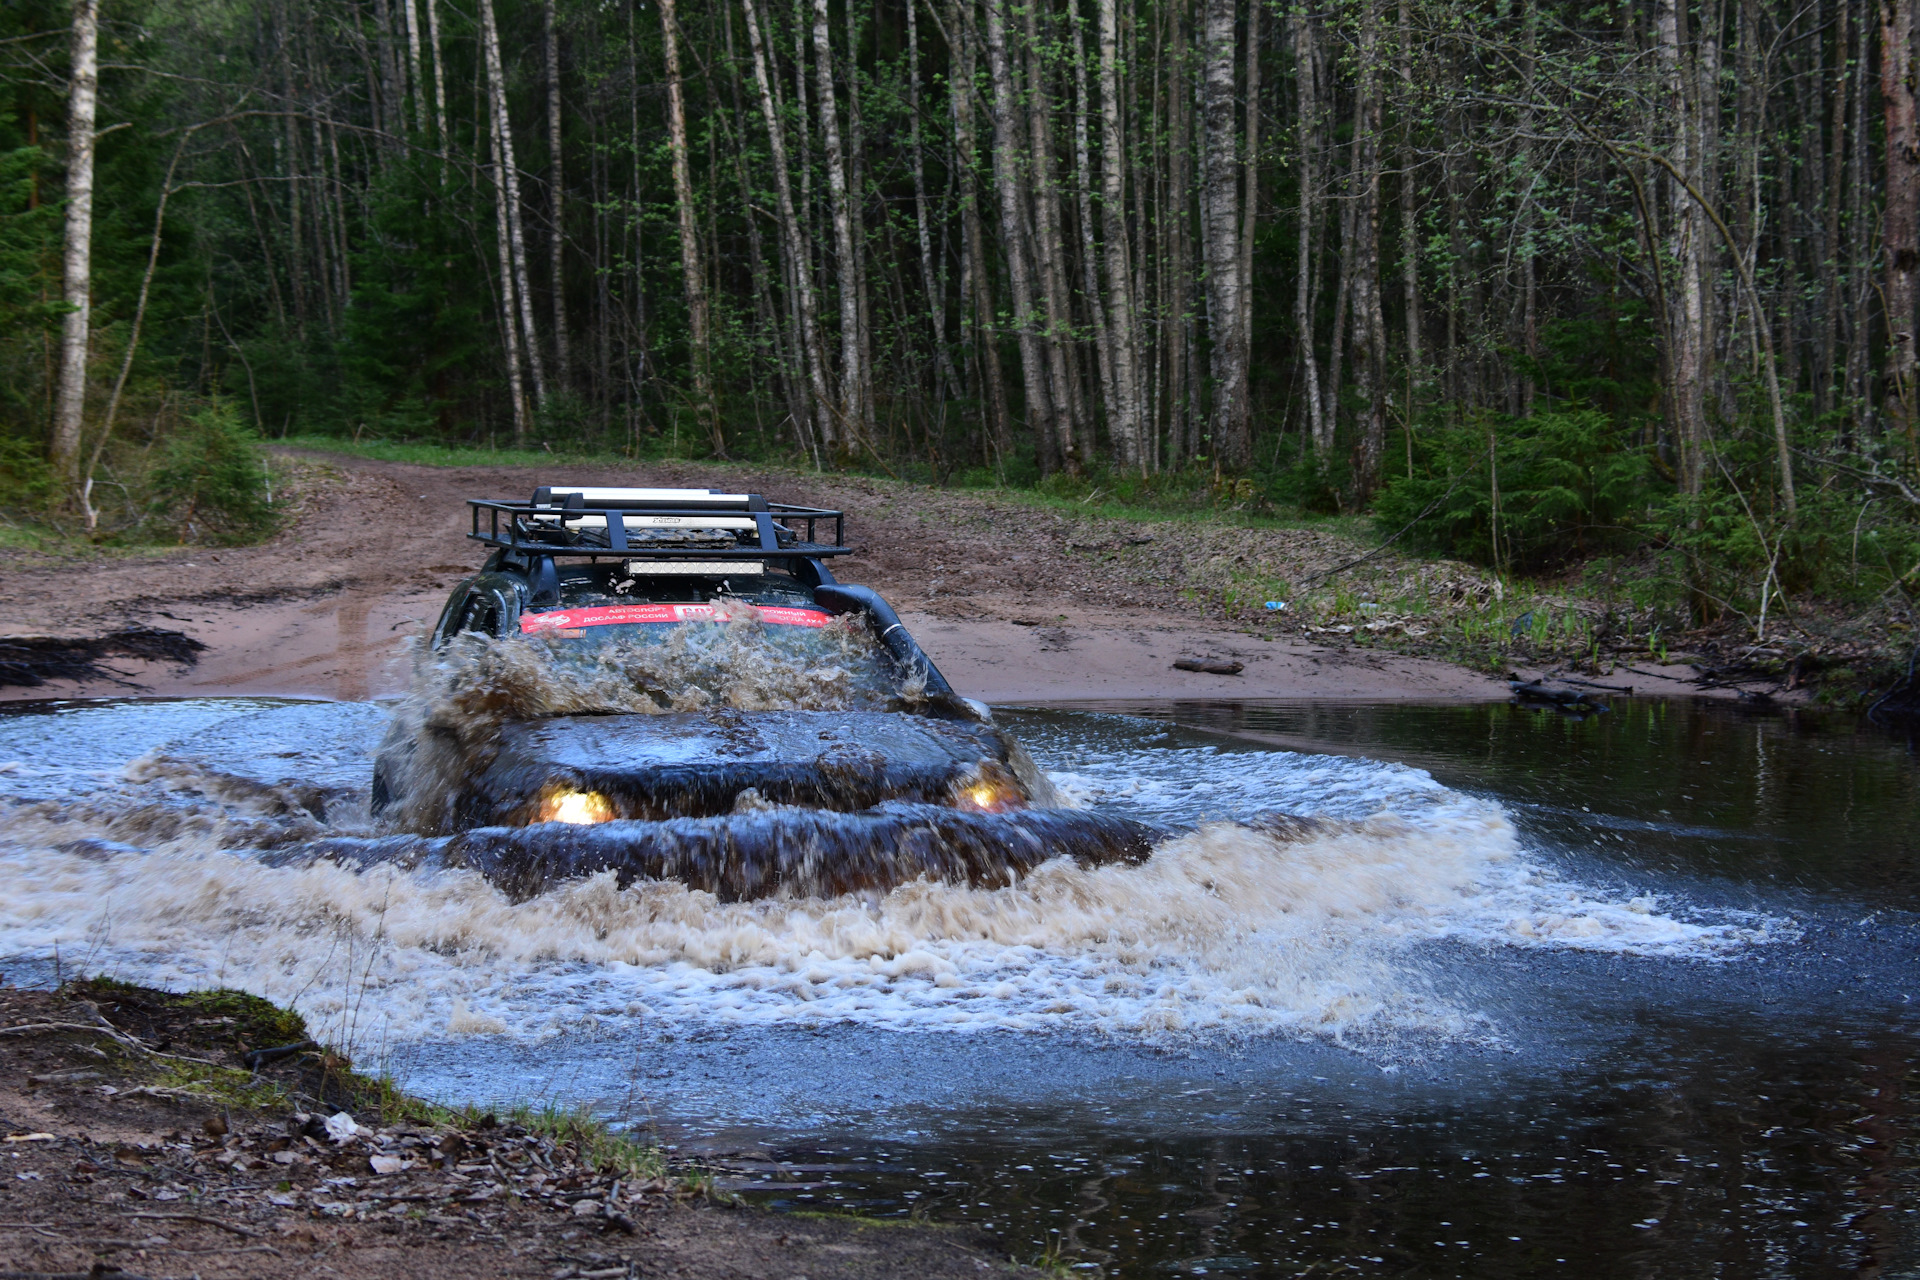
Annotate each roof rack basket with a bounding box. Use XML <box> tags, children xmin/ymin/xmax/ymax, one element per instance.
<box><xmin>468</xmin><ymin>487</ymin><xmax>850</xmax><ymax>561</ymax></box>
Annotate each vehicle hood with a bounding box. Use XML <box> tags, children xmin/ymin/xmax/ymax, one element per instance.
<box><xmin>453</xmin><ymin>707</ymin><xmax>1048</xmax><ymax>827</ymax></box>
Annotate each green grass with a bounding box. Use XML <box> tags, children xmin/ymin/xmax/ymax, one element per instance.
<box><xmin>500</xmin><ymin>1101</ymin><xmax>669</xmax><ymax>1181</ymax></box>
<box><xmin>276</xmin><ymin>434</ymin><xmax>644</xmax><ymax>469</ymax></box>
<box><xmin>0</xmin><ymin>515</ymin><xmax>199</xmax><ymax>558</ymax></box>
<box><xmin>0</xmin><ymin>518</ymin><xmax>73</xmax><ymax>552</ymax></box>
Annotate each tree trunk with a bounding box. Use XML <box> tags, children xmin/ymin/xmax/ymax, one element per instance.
<box><xmin>487</xmin><ymin>88</ymin><xmax>531</xmax><ymax>442</ymax></box>
<box><xmin>743</xmin><ymin>0</ymin><xmax>833</xmax><ymax>460</ymax></box>
<box><xmin>51</xmin><ymin>0</ymin><xmax>99</xmax><ymax>497</ymax></box>
<box><xmin>1817</xmin><ymin>0</ymin><xmax>1848</xmax><ymax>417</ymax></box>
<box><xmin>401</xmin><ymin>0</ymin><xmax>427</xmax><ymax>135</ymax></box>
<box><xmin>1167</xmin><ymin>0</ymin><xmax>1198</xmax><ymax>461</ymax></box>
<box><xmin>722</xmin><ymin>0</ymin><xmax>785</xmax><ymax>447</ymax></box>
<box><xmin>984</xmin><ymin>0</ymin><xmax>1058</xmax><ymax>473</ymax></box>
<box><xmin>842</xmin><ymin>0</ymin><xmax>876</xmax><ymax>442</ymax></box>
<box><xmin>1349</xmin><ymin>0</ymin><xmax>1387</xmax><ymax>498</ymax></box>
<box><xmin>906</xmin><ymin>0</ymin><xmax>957</xmax><ymax>405</ymax></box>
<box><xmin>325</xmin><ymin>115</ymin><xmax>352</xmax><ymax>315</ymax></box>
<box><xmin>1070</xmin><ymin>5</ymin><xmax>1119</xmax><ymax>467</ymax></box>
<box><xmin>370</xmin><ymin>0</ymin><xmax>404</xmax><ymax>142</ymax></box>
<box><xmin>1325</xmin><ymin>169</ymin><xmax>1354</xmax><ymax>451</ymax></box>
<box><xmin>425</xmin><ymin>0</ymin><xmax>450</xmax><ymax>159</ymax></box>
<box><xmin>951</xmin><ymin>0</ymin><xmax>1011</xmax><ymax>470</ymax></box>
<box><xmin>276</xmin><ymin>0</ymin><xmax>309</xmax><ymax>339</ymax></box>
<box><xmin>479</xmin><ymin>0</ymin><xmax>549</xmax><ymax>411</ymax></box>
<box><xmin>1025</xmin><ymin>1</ymin><xmax>1084</xmax><ymax>471</ymax></box>
<box><xmin>546</xmin><ymin>0</ymin><xmax>571</xmax><ymax>394</ymax></box>
<box><xmin>1883</xmin><ymin>0</ymin><xmax>1919</xmax><ymax>456</ymax></box>
<box><xmin>814</xmin><ymin>0</ymin><xmax>866</xmax><ymax>452</ymax></box>
<box><xmin>1847</xmin><ymin>0</ymin><xmax>1874</xmax><ymax>425</ymax></box>
<box><xmin>1396</xmin><ymin>0</ymin><xmax>1419</xmax><ymax>412</ymax></box>
<box><xmin>1291</xmin><ymin>13</ymin><xmax>1327</xmax><ymax>451</ymax></box>
<box><xmin>1200</xmin><ymin>0</ymin><xmax>1249</xmax><ymax>466</ymax></box>
<box><xmin>1238</xmin><ymin>0</ymin><xmax>1261</xmax><ymax>431</ymax></box>
<box><xmin>1096</xmin><ymin>0</ymin><xmax>1143</xmax><ymax>472</ymax></box>
<box><xmin>661</xmin><ymin>0</ymin><xmax>716</xmax><ymax>452</ymax></box>
<box><xmin>1657</xmin><ymin>0</ymin><xmax>1706</xmax><ymax>495</ymax></box>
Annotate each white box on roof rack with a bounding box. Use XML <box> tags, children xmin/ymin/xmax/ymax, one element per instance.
<box><xmin>536</xmin><ymin>486</ymin><xmax>752</xmax><ymax>507</ymax></box>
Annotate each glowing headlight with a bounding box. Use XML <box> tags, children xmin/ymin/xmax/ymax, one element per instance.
<box><xmin>537</xmin><ymin>788</ymin><xmax>614</xmax><ymax>824</ymax></box>
<box><xmin>954</xmin><ymin>765</ymin><xmax>1025</xmax><ymax>813</ymax></box>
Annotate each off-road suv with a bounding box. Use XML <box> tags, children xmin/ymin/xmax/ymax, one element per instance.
<box><xmin>372</xmin><ymin>487</ymin><xmax>1063</xmax><ymax>841</ymax></box>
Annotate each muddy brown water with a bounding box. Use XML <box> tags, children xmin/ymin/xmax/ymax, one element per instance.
<box><xmin>1</xmin><ymin>695</ymin><xmax>1916</xmax><ymax>1276</ymax></box>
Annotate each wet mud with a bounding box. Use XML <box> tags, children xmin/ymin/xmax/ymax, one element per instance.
<box><xmin>0</xmin><ymin>626</ymin><xmax>205</xmax><ymax>689</ymax></box>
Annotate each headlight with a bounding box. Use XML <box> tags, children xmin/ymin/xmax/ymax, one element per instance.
<box><xmin>536</xmin><ymin>788</ymin><xmax>614</xmax><ymax>824</ymax></box>
<box><xmin>952</xmin><ymin>763</ymin><xmax>1027</xmax><ymax>813</ymax></box>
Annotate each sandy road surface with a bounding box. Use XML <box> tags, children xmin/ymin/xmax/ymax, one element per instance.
<box><xmin>0</xmin><ymin>450</ymin><xmax>1532</xmax><ymax>704</ymax></box>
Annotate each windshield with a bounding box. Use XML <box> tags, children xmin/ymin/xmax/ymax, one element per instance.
<box><xmin>478</xmin><ymin>568</ymin><xmax>907</xmax><ymax>711</ymax></box>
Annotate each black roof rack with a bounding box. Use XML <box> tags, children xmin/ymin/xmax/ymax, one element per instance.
<box><xmin>468</xmin><ymin>487</ymin><xmax>850</xmax><ymax>562</ymax></box>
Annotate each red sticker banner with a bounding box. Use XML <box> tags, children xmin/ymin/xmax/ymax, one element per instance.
<box><xmin>519</xmin><ymin>602</ymin><xmax>833</xmax><ymax>633</ymax></box>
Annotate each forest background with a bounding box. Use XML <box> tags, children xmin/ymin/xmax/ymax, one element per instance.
<box><xmin>4</xmin><ymin>0</ymin><xmax>1920</xmax><ymax>675</ymax></box>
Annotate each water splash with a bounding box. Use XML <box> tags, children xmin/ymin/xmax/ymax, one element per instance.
<box><xmin>0</xmin><ymin>698</ymin><xmax>1796</xmax><ymax>1058</ymax></box>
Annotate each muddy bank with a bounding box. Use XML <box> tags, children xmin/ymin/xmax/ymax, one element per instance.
<box><xmin>0</xmin><ymin>979</ymin><xmax>1034</xmax><ymax>1279</ymax></box>
<box><xmin>0</xmin><ymin>449</ymin><xmax>1731</xmax><ymax>705</ymax></box>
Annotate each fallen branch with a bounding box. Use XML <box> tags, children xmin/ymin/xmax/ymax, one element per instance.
<box><xmin>1172</xmin><ymin>658</ymin><xmax>1244</xmax><ymax>675</ymax></box>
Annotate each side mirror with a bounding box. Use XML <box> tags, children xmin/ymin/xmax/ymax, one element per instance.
<box><xmin>528</xmin><ymin>555</ymin><xmax>561</xmax><ymax>607</ymax></box>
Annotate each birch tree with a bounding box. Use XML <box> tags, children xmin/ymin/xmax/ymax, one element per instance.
<box><xmin>984</xmin><ymin>0</ymin><xmax>1060</xmax><ymax>472</ymax></box>
<box><xmin>813</xmin><ymin>0</ymin><xmax>867</xmax><ymax>451</ymax></box>
<box><xmin>1882</xmin><ymin>0</ymin><xmax>1919</xmax><ymax>451</ymax></box>
<box><xmin>51</xmin><ymin>0</ymin><xmax>99</xmax><ymax>496</ymax></box>
<box><xmin>1199</xmin><ymin>0</ymin><xmax>1248</xmax><ymax>464</ymax></box>
<box><xmin>479</xmin><ymin>0</ymin><xmax>547</xmax><ymax>411</ymax></box>
<box><xmin>742</xmin><ymin>0</ymin><xmax>832</xmax><ymax>458</ymax></box>
<box><xmin>660</xmin><ymin>0</ymin><xmax>717</xmax><ymax>452</ymax></box>
<box><xmin>1097</xmin><ymin>0</ymin><xmax>1144</xmax><ymax>470</ymax></box>
<box><xmin>546</xmin><ymin>0</ymin><xmax>571</xmax><ymax>390</ymax></box>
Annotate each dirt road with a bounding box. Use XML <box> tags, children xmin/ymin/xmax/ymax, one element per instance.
<box><xmin>0</xmin><ymin>449</ymin><xmax>1545</xmax><ymax>704</ymax></box>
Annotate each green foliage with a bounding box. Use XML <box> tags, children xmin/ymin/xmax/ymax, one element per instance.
<box><xmin>0</xmin><ymin>434</ymin><xmax>52</xmax><ymax>509</ymax></box>
<box><xmin>1268</xmin><ymin>444</ymin><xmax>1349</xmax><ymax>515</ymax></box>
<box><xmin>0</xmin><ymin>139</ymin><xmax>61</xmax><ymax>466</ymax></box>
<box><xmin>144</xmin><ymin>401</ymin><xmax>277</xmax><ymax>543</ymax></box>
<box><xmin>1373</xmin><ymin>407</ymin><xmax>1655</xmax><ymax>569</ymax></box>
<box><xmin>333</xmin><ymin>158</ymin><xmax>490</xmax><ymax>438</ymax></box>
